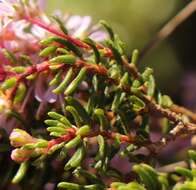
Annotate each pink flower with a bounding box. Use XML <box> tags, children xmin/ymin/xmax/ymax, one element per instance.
<box><xmin>0</xmin><ymin>0</ymin><xmax>47</xmax><ymax>52</ymax></box>
<box><xmin>0</xmin><ymin>0</ymin><xmax>18</xmax><ymax>18</ymax></box>
<box><xmin>54</xmin><ymin>12</ymin><xmax>108</xmax><ymax>42</ymax></box>
<box><xmin>0</xmin><ymin>0</ymin><xmax>45</xmax><ymax>20</ymax></box>
<box><xmin>67</xmin><ymin>15</ymin><xmax>108</xmax><ymax>41</ymax></box>
<box><xmin>66</xmin><ymin>15</ymin><xmax>92</xmax><ymax>38</ymax></box>
<box><xmin>34</xmin><ymin>74</ymin><xmax>57</xmax><ymax>103</ymax></box>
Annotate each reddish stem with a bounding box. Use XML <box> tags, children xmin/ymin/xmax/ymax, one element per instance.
<box><xmin>24</xmin><ymin>16</ymin><xmax>90</xmax><ymax>49</ymax></box>
<box><xmin>8</xmin><ymin>61</ymin><xmax>50</xmax><ymax>99</ymax></box>
<box><xmin>24</xmin><ymin>16</ymin><xmax>114</xmax><ymax>58</ymax></box>
<box><xmin>76</xmin><ymin>60</ymin><xmax>108</xmax><ymax>76</ymax></box>
<box><xmin>47</xmin><ymin>126</ymin><xmax>134</xmax><ymax>152</ymax></box>
<box><xmin>47</xmin><ymin>128</ymin><xmax>77</xmax><ymax>151</ymax></box>
<box><xmin>98</xmin><ymin>131</ymin><xmax>135</xmax><ymax>143</ymax></box>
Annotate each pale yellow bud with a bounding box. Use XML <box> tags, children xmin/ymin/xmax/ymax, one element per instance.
<box><xmin>11</xmin><ymin>148</ymin><xmax>32</xmax><ymax>163</ymax></box>
<box><xmin>9</xmin><ymin>129</ymin><xmax>37</xmax><ymax>147</ymax></box>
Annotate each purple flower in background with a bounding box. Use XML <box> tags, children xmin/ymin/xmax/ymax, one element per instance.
<box><xmin>54</xmin><ymin>11</ymin><xmax>108</xmax><ymax>41</ymax></box>
<box><xmin>0</xmin><ymin>0</ymin><xmax>47</xmax><ymax>52</ymax></box>
<box><xmin>69</xmin><ymin>15</ymin><xmax>108</xmax><ymax>41</ymax></box>
<box><xmin>0</xmin><ymin>0</ymin><xmax>43</xmax><ymax>28</ymax></box>
<box><xmin>0</xmin><ymin>0</ymin><xmax>45</xmax><ymax>17</ymax></box>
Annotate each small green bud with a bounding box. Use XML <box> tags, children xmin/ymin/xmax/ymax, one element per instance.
<box><xmin>39</xmin><ymin>46</ymin><xmax>57</xmax><ymax>57</ymax></box>
<box><xmin>12</xmin><ymin>162</ymin><xmax>29</xmax><ymax>184</ymax></box>
<box><xmin>64</xmin><ymin>68</ymin><xmax>87</xmax><ymax>95</ymax></box>
<box><xmin>142</xmin><ymin>67</ymin><xmax>153</xmax><ymax>81</ymax></box>
<box><xmin>14</xmin><ymin>83</ymin><xmax>26</xmax><ymax>104</ymax></box>
<box><xmin>131</xmin><ymin>49</ymin><xmax>139</xmax><ymax>65</ymax></box>
<box><xmin>65</xmin><ymin>135</ymin><xmax>81</xmax><ymax>149</ymax></box>
<box><xmin>57</xmin><ymin>182</ymin><xmax>80</xmax><ymax>189</ymax></box>
<box><xmin>161</xmin><ymin>95</ymin><xmax>173</xmax><ymax>108</ymax></box>
<box><xmin>100</xmin><ymin>20</ymin><xmax>114</xmax><ymax>40</ymax></box>
<box><xmin>11</xmin><ymin>66</ymin><xmax>26</xmax><ymax>73</ymax></box>
<box><xmin>76</xmin><ymin>125</ymin><xmax>90</xmax><ymax>136</ymax></box>
<box><xmin>2</xmin><ymin>49</ymin><xmax>17</xmax><ymax>64</ymax></box>
<box><xmin>175</xmin><ymin>167</ymin><xmax>193</xmax><ymax>180</ymax></box>
<box><xmin>1</xmin><ymin>77</ymin><xmax>17</xmax><ymax>90</ymax></box>
<box><xmin>50</xmin><ymin>55</ymin><xmax>76</xmax><ymax>65</ymax></box>
<box><xmin>48</xmin><ymin>112</ymin><xmax>72</xmax><ymax>128</ymax></box>
<box><xmin>53</xmin><ymin>68</ymin><xmax>73</xmax><ymax>94</ymax></box>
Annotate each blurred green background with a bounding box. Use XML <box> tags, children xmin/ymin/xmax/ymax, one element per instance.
<box><xmin>46</xmin><ymin>0</ymin><xmax>195</xmax><ymax>107</ymax></box>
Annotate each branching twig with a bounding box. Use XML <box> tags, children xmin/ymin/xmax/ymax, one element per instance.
<box><xmin>9</xmin><ymin>58</ymin><xmax>196</xmax><ymax>143</ymax></box>
<box><xmin>139</xmin><ymin>0</ymin><xmax>196</xmax><ymax>63</ymax></box>
<box><xmin>6</xmin><ymin>10</ymin><xmax>196</xmax><ymax>153</ymax></box>
<box><xmin>171</xmin><ymin>104</ymin><xmax>196</xmax><ymax>123</ymax></box>
<box><xmin>157</xmin><ymin>161</ymin><xmax>188</xmax><ymax>173</ymax></box>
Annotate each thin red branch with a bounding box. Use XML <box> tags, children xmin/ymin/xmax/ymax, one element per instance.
<box><xmin>5</xmin><ymin>58</ymin><xmax>196</xmax><ymax>137</ymax></box>
<box><xmin>24</xmin><ymin>16</ymin><xmax>114</xmax><ymax>58</ymax></box>
<box><xmin>7</xmin><ymin>61</ymin><xmax>51</xmax><ymax>99</ymax></box>
<box><xmin>46</xmin><ymin>127</ymin><xmax>135</xmax><ymax>152</ymax></box>
<box><xmin>75</xmin><ymin>60</ymin><xmax>108</xmax><ymax>76</ymax></box>
<box><xmin>24</xmin><ymin>16</ymin><xmax>90</xmax><ymax>49</ymax></box>
<box><xmin>47</xmin><ymin>128</ymin><xmax>77</xmax><ymax>151</ymax></box>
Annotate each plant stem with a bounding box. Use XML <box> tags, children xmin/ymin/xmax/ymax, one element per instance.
<box><xmin>24</xmin><ymin>16</ymin><xmax>114</xmax><ymax>56</ymax></box>
<box><xmin>24</xmin><ymin>16</ymin><xmax>90</xmax><ymax>49</ymax></box>
<box><xmin>139</xmin><ymin>0</ymin><xmax>196</xmax><ymax>63</ymax></box>
<box><xmin>158</xmin><ymin>161</ymin><xmax>188</xmax><ymax>173</ymax></box>
<box><xmin>9</xmin><ymin>58</ymin><xmax>196</xmax><ymax>141</ymax></box>
<box><xmin>171</xmin><ymin>104</ymin><xmax>196</xmax><ymax>123</ymax></box>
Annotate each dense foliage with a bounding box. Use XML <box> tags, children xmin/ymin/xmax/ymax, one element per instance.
<box><xmin>0</xmin><ymin>1</ymin><xmax>195</xmax><ymax>189</ymax></box>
